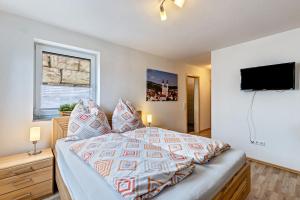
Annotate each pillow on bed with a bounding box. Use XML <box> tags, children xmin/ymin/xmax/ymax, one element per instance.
<box><xmin>66</xmin><ymin>100</ymin><xmax>112</xmax><ymax>141</ymax></box>
<box><xmin>112</xmin><ymin>99</ymin><xmax>145</xmax><ymax>133</ymax></box>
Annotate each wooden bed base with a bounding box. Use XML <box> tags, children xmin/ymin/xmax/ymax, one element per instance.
<box><xmin>52</xmin><ymin>116</ymin><xmax>251</xmax><ymax>200</ymax></box>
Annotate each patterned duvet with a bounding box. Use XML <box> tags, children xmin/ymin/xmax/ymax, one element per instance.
<box><xmin>122</xmin><ymin>127</ymin><xmax>231</xmax><ymax>164</ymax></box>
<box><xmin>69</xmin><ymin>133</ymin><xmax>194</xmax><ymax>200</ymax></box>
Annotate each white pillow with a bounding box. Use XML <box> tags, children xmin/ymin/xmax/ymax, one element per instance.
<box><xmin>66</xmin><ymin>100</ymin><xmax>111</xmax><ymax>141</ymax></box>
<box><xmin>112</xmin><ymin>99</ymin><xmax>145</xmax><ymax>133</ymax></box>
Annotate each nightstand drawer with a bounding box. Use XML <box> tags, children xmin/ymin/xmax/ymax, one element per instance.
<box><xmin>0</xmin><ymin>159</ymin><xmax>52</xmax><ymax>180</ymax></box>
<box><xmin>0</xmin><ymin>166</ymin><xmax>53</xmax><ymax>195</ymax></box>
<box><xmin>0</xmin><ymin>180</ymin><xmax>53</xmax><ymax>200</ymax></box>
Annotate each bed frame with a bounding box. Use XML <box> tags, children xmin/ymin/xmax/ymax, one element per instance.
<box><xmin>51</xmin><ymin>115</ymin><xmax>251</xmax><ymax>200</ymax></box>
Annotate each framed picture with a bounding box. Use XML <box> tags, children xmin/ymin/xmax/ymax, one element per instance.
<box><xmin>146</xmin><ymin>69</ymin><xmax>178</xmax><ymax>101</ymax></box>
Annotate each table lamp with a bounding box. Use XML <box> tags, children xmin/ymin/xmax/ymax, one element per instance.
<box><xmin>28</xmin><ymin>127</ymin><xmax>42</xmax><ymax>155</ymax></box>
<box><xmin>147</xmin><ymin>114</ymin><xmax>152</xmax><ymax>127</ymax></box>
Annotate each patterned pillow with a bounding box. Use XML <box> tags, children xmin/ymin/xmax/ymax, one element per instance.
<box><xmin>112</xmin><ymin>99</ymin><xmax>145</xmax><ymax>133</ymax></box>
<box><xmin>66</xmin><ymin>100</ymin><xmax>112</xmax><ymax>141</ymax></box>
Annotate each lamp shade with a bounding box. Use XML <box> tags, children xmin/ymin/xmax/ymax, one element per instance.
<box><xmin>30</xmin><ymin>127</ymin><xmax>41</xmax><ymax>142</ymax></box>
<box><xmin>147</xmin><ymin>114</ymin><xmax>153</xmax><ymax>124</ymax></box>
<box><xmin>174</xmin><ymin>0</ymin><xmax>185</xmax><ymax>7</ymax></box>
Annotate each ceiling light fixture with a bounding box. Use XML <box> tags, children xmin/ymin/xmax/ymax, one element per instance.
<box><xmin>160</xmin><ymin>5</ymin><xmax>167</xmax><ymax>21</ymax></box>
<box><xmin>160</xmin><ymin>0</ymin><xmax>186</xmax><ymax>21</ymax></box>
<box><xmin>173</xmin><ymin>0</ymin><xmax>185</xmax><ymax>8</ymax></box>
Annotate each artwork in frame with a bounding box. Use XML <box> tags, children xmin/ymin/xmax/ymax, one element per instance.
<box><xmin>146</xmin><ymin>69</ymin><xmax>178</xmax><ymax>101</ymax></box>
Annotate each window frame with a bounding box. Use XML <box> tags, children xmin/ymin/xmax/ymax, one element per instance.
<box><xmin>33</xmin><ymin>40</ymin><xmax>100</xmax><ymax>120</ymax></box>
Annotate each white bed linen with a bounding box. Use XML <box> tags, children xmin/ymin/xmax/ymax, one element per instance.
<box><xmin>56</xmin><ymin>139</ymin><xmax>246</xmax><ymax>200</ymax></box>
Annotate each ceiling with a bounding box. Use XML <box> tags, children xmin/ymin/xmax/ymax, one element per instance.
<box><xmin>1</xmin><ymin>0</ymin><xmax>300</xmax><ymax>65</ymax></box>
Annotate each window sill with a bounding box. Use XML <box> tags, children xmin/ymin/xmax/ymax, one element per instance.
<box><xmin>33</xmin><ymin>114</ymin><xmax>60</xmax><ymax>122</ymax></box>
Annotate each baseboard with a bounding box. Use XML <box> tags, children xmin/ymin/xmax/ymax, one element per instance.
<box><xmin>247</xmin><ymin>157</ymin><xmax>300</xmax><ymax>175</ymax></box>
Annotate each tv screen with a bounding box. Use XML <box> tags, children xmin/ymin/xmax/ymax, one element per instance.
<box><xmin>240</xmin><ymin>62</ymin><xmax>296</xmax><ymax>91</ymax></box>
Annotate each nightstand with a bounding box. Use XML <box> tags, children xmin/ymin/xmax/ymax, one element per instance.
<box><xmin>0</xmin><ymin>148</ymin><xmax>54</xmax><ymax>200</ymax></box>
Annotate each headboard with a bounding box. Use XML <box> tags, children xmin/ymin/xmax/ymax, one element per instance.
<box><xmin>51</xmin><ymin>111</ymin><xmax>142</xmax><ymax>150</ymax></box>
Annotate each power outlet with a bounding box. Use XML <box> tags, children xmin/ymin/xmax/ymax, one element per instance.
<box><xmin>251</xmin><ymin>140</ymin><xmax>266</xmax><ymax>147</ymax></box>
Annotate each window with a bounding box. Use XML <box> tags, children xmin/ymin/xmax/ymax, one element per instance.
<box><xmin>34</xmin><ymin>41</ymin><xmax>98</xmax><ymax>120</ymax></box>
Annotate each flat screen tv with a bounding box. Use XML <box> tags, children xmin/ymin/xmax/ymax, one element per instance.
<box><xmin>240</xmin><ymin>62</ymin><xmax>296</xmax><ymax>91</ymax></box>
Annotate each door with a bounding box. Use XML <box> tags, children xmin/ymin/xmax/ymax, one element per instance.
<box><xmin>186</xmin><ymin>76</ymin><xmax>200</xmax><ymax>133</ymax></box>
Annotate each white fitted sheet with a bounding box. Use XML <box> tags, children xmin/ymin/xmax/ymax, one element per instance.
<box><xmin>55</xmin><ymin>139</ymin><xmax>246</xmax><ymax>200</ymax></box>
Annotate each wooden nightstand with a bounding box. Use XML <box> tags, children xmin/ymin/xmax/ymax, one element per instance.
<box><xmin>0</xmin><ymin>148</ymin><xmax>54</xmax><ymax>200</ymax></box>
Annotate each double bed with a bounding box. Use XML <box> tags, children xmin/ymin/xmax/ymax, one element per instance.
<box><xmin>52</xmin><ymin>116</ymin><xmax>251</xmax><ymax>200</ymax></box>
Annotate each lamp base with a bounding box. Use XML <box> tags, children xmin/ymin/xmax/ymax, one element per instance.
<box><xmin>28</xmin><ymin>141</ymin><xmax>42</xmax><ymax>156</ymax></box>
<box><xmin>28</xmin><ymin>150</ymin><xmax>42</xmax><ymax>156</ymax></box>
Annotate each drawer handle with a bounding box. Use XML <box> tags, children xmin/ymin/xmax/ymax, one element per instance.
<box><xmin>12</xmin><ymin>167</ymin><xmax>34</xmax><ymax>175</ymax></box>
<box><xmin>13</xmin><ymin>178</ymin><xmax>33</xmax><ymax>186</ymax></box>
<box><xmin>14</xmin><ymin>193</ymin><xmax>32</xmax><ymax>200</ymax></box>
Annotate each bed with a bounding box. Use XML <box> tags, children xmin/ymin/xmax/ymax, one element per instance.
<box><xmin>52</xmin><ymin>116</ymin><xmax>251</xmax><ymax>200</ymax></box>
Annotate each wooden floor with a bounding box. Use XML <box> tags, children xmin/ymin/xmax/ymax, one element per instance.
<box><xmin>200</xmin><ymin>129</ymin><xmax>300</xmax><ymax>200</ymax></box>
<box><xmin>199</xmin><ymin>128</ymin><xmax>211</xmax><ymax>138</ymax></box>
<box><xmin>190</xmin><ymin>128</ymin><xmax>211</xmax><ymax>138</ymax></box>
<box><xmin>246</xmin><ymin>161</ymin><xmax>300</xmax><ymax>200</ymax></box>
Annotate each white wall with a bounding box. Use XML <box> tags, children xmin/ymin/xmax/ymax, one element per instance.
<box><xmin>0</xmin><ymin>11</ymin><xmax>211</xmax><ymax>156</ymax></box>
<box><xmin>212</xmin><ymin>28</ymin><xmax>300</xmax><ymax>171</ymax></box>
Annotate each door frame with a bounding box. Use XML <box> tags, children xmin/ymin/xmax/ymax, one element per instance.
<box><xmin>186</xmin><ymin>75</ymin><xmax>201</xmax><ymax>133</ymax></box>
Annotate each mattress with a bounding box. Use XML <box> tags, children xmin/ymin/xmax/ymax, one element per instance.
<box><xmin>55</xmin><ymin>139</ymin><xmax>246</xmax><ymax>200</ymax></box>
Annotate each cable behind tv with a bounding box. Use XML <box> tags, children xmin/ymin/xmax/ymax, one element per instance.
<box><xmin>247</xmin><ymin>91</ymin><xmax>257</xmax><ymax>143</ymax></box>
